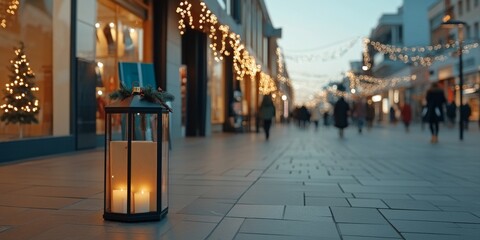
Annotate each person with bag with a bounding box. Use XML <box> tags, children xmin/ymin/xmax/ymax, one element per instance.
<box><xmin>259</xmin><ymin>94</ymin><xmax>276</xmax><ymax>140</ymax></box>
<box><xmin>425</xmin><ymin>82</ymin><xmax>447</xmax><ymax>143</ymax></box>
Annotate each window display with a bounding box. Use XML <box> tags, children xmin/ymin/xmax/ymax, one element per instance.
<box><xmin>95</xmin><ymin>0</ymin><xmax>145</xmax><ymax>134</ymax></box>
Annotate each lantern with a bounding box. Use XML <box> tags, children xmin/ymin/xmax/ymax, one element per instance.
<box><xmin>103</xmin><ymin>94</ymin><xmax>169</xmax><ymax>222</ymax></box>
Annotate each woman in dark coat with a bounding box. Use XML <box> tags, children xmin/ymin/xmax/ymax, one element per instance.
<box><xmin>426</xmin><ymin>82</ymin><xmax>446</xmax><ymax>143</ymax></box>
<box><xmin>334</xmin><ymin>97</ymin><xmax>350</xmax><ymax>138</ymax></box>
<box><xmin>259</xmin><ymin>94</ymin><xmax>276</xmax><ymax>140</ymax></box>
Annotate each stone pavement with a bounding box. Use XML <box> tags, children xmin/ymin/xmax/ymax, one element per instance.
<box><xmin>0</xmin><ymin>123</ymin><xmax>480</xmax><ymax>239</ymax></box>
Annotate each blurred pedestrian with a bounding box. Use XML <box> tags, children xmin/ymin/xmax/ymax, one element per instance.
<box><xmin>400</xmin><ymin>102</ymin><xmax>412</xmax><ymax>132</ymax></box>
<box><xmin>334</xmin><ymin>97</ymin><xmax>350</xmax><ymax>138</ymax></box>
<box><xmin>389</xmin><ymin>106</ymin><xmax>397</xmax><ymax>124</ymax></box>
<box><xmin>446</xmin><ymin>101</ymin><xmax>457</xmax><ymax>128</ymax></box>
<box><xmin>298</xmin><ymin>105</ymin><xmax>310</xmax><ymax>128</ymax></box>
<box><xmin>259</xmin><ymin>94</ymin><xmax>276</xmax><ymax>140</ymax></box>
<box><xmin>352</xmin><ymin>98</ymin><xmax>366</xmax><ymax>133</ymax></box>
<box><xmin>425</xmin><ymin>82</ymin><xmax>447</xmax><ymax>143</ymax></box>
<box><xmin>461</xmin><ymin>103</ymin><xmax>472</xmax><ymax>130</ymax></box>
<box><xmin>366</xmin><ymin>100</ymin><xmax>375</xmax><ymax>130</ymax></box>
<box><xmin>310</xmin><ymin>105</ymin><xmax>321</xmax><ymax>131</ymax></box>
<box><xmin>323</xmin><ymin>111</ymin><xmax>330</xmax><ymax>127</ymax></box>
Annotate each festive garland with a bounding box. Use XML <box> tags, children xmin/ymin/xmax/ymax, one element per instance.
<box><xmin>110</xmin><ymin>85</ymin><xmax>174</xmax><ymax>112</ymax></box>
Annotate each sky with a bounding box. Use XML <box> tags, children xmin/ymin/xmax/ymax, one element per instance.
<box><xmin>264</xmin><ymin>0</ymin><xmax>403</xmax><ymax>105</ymax></box>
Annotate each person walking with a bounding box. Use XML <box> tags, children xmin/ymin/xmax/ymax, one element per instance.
<box><xmin>352</xmin><ymin>98</ymin><xmax>366</xmax><ymax>133</ymax></box>
<box><xmin>400</xmin><ymin>102</ymin><xmax>412</xmax><ymax>132</ymax></box>
<box><xmin>425</xmin><ymin>82</ymin><xmax>447</xmax><ymax>143</ymax></box>
<box><xmin>446</xmin><ymin>101</ymin><xmax>457</xmax><ymax>128</ymax></box>
<box><xmin>259</xmin><ymin>94</ymin><xmax>276</xmax><ymax>140</ymax></box>
<box><xmin>334</xmin><ymin>97</ymin><xmax>350</xmax><ymax>138</ymax></box>
<box><xmin>310</xmin><ymin>105</ymin><xmax>321</xmax><ymax>131</ymax></box>
<box><xmin>366</xmin><ymin>100</ymin><xmax>375</xmax><ymax>130</ymax></box>
<box><xmin>461</xmin><ymin>103</ymin><xmax>472</xmax><ymax>130</ymax></box>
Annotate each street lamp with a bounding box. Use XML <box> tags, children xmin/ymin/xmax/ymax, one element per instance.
<box><xmin>442</xmin><ymin>20</ymin><xmax>467</xmax><ymax>140</ymax></box>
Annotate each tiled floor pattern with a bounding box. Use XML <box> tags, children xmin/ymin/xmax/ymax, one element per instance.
<box><xmin>1</xmin><ymin>124</ymin><xmax>480</xmax><ymax>239</ymax></box>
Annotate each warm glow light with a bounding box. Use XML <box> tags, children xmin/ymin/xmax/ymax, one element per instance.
<box><xmin>97</xmin><ymin>62</ymin><xmax>104</xmax><ymax>68</ymax></box>
<box><xmin>372</xmin><ymin>95</ymin><xmax>382</xmax><ymax>102</ymax></box>
<box><xmin>281</xmin><ymin>95</ymin><xmax>287</xmax><ymax>101</ymax></box>
<box><xmin>97</xmin><ymin>90</ymin><xmax>103</xmax><ymax>96</ymax></box>
<box><xmin>109</xmin><ymin>22</ymin><xmax>115</xmax><ymax>28</ymax></box>
<box><xmin>362</xmin><ymin>66</ymin><xmax>369</xmax><ymax>71</ymax></box>
<box><xmin>95</xmin><ymin>23</ymin><xmax>100</xmax><ymax>28</ymax></box>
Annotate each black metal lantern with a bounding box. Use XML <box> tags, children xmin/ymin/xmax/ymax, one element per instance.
<box><xmin>103</xmin><ymin>94</ymin><xmax>169</xmax><ymax>222</ymax></box>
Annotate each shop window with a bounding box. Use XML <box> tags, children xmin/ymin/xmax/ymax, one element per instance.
<box><xmin>0</xmin><ymin>1</ymin><xmax>57</xmax><ymax>141</ymax></box>
<box><xmin>95</xmin><ymin>0</ymin><xmax>145</xmax><ymax>134</ymax></box>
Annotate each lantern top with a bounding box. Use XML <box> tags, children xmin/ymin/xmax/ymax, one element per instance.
<box><xmin>105</xmin><ymin>95</ymin><xmax>170</xmax><ymax>113</ymax></box>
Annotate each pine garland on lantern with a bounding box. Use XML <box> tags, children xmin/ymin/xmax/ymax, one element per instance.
<box><xmin>0</xmin><ymin>42</ymin><xmax>40</xmax><ymax>138</ymax></box>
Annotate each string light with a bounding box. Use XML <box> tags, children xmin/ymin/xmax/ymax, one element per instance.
<box><xmin>0</xmin><ymin>0</ymin><xmax>19</xmax><ymax>28</ymax></box>
<box><xmin>347</xmin><ymin>71</ymin><xmax>416</xmax><ymax>95</ymax></box>
<box><xmin>259</xmin><ymin>72</ymin><xmax>277</xmax><ymax>95</ymax></box>
<box><xmin>176</xmin><ymin>1</ymin><xmax>270</xmax><ymax>83</ymax></box>
<box><xmin>364</xmin><ymin>38</ymin><xmax>479</xmax><ymax>67</ymax></box>
<box><xmin>285</xmin><ymin>37</ymin><xmax>359</xmax><ymax>63</ymax></box>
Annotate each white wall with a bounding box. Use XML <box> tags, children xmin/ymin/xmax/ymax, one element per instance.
<box><xmin>53</xmin><ymin>0</ymin><xmax>72</xmax><ymax>136</ymax></box>
<box><xmin>403</xmin><ymin>0</ymin><xmax>438</xmax><ymax>46</ymax></box>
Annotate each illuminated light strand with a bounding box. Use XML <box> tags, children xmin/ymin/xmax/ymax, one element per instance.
<box><xmin>176</xmin><ymin>0</ymin><xmax>265</xmax><ymax>82</ymax></box>
<box><xmin>275</xmin><ymin>47</ymin><xmax>292</xmax><ymax>87</ymax></box>
<box><xmin>362</xmin><ymin>38</ymin><xmax>371</xmax><ymax>70</ymax></box>
<box><xmin>0</xmin><ymin>0</ymin><xmax>20</xmax><ymax>28</ymax></box>
<box><xmin>259</xmin><ymin>72</ymin><xmax>277</xmax><ymax>95</ymax></box>
<box><xmin>364</xmin><ymin>38</ymin><xmax>480</xmax><ymax>67</ymax></box>
<box><xmin>347</xmin><ymin>72</ymin><xmax>417</xmax><ymax>95</ymax></box>
<box><xmin>285</xmin><ymin>37</ymin><xmax>359</xmax><ymax>63</ymax></box>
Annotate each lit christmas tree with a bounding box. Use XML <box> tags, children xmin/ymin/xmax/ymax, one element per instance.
<box><xmin>1</xmin><ymin>42</ymin><xmax>40</xmax><ymax>138</ymax></box>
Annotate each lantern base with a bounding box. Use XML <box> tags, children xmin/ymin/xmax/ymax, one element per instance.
<box><xmin>103</xmin><ymin>208</ymin><xmax>168</xmax><ymax>222</ymax></box>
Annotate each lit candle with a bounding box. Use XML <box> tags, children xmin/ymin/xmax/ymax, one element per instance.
<box><xmin>134</xmin><ymin>190</ymin><xmax>150</xmax><ymax>213</ymax></box>
<box><xmin>112</xmin><ymin>189</ymin><xmax>127</xmax><ymax>213</ymax></box>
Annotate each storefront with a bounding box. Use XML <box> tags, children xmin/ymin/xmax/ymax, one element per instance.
<box><xmin>0</xmin><ymin>0</ymin><xmax>171</xmax><ymax>163</ymax></box>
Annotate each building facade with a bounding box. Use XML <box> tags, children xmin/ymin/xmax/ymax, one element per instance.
<box><xmin>0</xmin><ymin>0</ymin><xmax>289</xmax><ymax>163</ymax></box>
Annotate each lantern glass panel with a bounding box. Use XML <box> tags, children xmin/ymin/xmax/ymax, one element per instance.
<box><xmin>161</xmin><ymin>112</ymin><xmax>169</xmax><ymax>212</ymax></box>
<box><xmin>130</xmin><ymin>113</ymin><xmax>158</xmax><ymax>213</ymax></box>
<box><xmin>107</xmin><ymin>113</ymin><xmax>129</xmax><ymax>214</ymax></box>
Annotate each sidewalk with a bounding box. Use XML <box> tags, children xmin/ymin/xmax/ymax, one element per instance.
<box><xmin>0</xmin><ymin>123</ymin><xmax>480</xmax><ymax>239</ymax></box>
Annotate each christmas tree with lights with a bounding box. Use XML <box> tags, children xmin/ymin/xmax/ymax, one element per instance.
<box><xmin>0</xmin><ymin>42</ymin><xmax>40</xmax><ymax>138</ymax></box>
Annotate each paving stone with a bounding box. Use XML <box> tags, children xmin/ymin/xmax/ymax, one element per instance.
<box><xmin>401</xmin><ymin>233</ymin><xmax>463</xmax><ymax>240</ymax></box>
<box><xmin>353</xmin><ymin>193</ymin><xmax>413</xmax><ymax>200</ymax></box>
<box><xmin>305</xmin><ymin>197</ymin><xmax>350</xmax><ymax>207</ymax></box>
<box><xmin>381</xmin><ymin>209</ymin><xmax>480</xmax><ymax>223</ymax></box>
<box><xmin>343</xmin><ymin>236</ymin><xmax>401</xmax><ymax>240</ymax></box>
<box><xmin>338</xmin><ymin>223</ymin><xmax>401</xmax><ymax>238</ymax></box>
<box><xmin>234</xmin><ymin>233</ymin><xmax>320</xmax><ymax>240</ymax></box>
<box><xmin>390</xmin><ymin>220</ymin><xmax>462</xmax><ymax>235</ymax></box>
<box><xmin>178</xmin><ymin>198</ymin><xmax>234</xmax><ymax>216</ymax></box>
<box><xmin>227</xmin><ymin>204</ymin><xmax>284</xmax><ymax>219</ymax></box>
<box><xmin>347</xmin><ymin>198</ymin><xmax>388</xmax><ymax>208</ymax></box>
<box><xmin>331</xmin><ymin>207</ymin><xmax>388</xmax><ymax>224</ymax></box>
<box><xmin>207</xmin><ymin>217</ymin><xmax>244</xmax><ymax>240</ymax></box>
<box><xmin>238</xmin><ymin>219</ymin><xmax>340</xmax><ymax>239</ymax></box>
<box><xmin>409</xmin><ymin>194</ymin><xmax>456</xmax><ymax>201</ymax></box>
<box><xmin>383</xmin><ymin>199</ymin><xmax>439</xmax><ymax>210</ymax></box>
<box><xmin>283</xmin><ymin>205</ymin><xmax>332</xmax><ymax>221</ymax></box>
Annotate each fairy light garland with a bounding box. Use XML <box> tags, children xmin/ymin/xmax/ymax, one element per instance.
<box><xmin>364</xmin><ymin>38</ymin><xmax>480</xmax><ymax>67</ymax></box>
<box><xmin>1</xmin><ymin>0</ymin><xmax>19</xmax><ymax>28</ymax></box>
<box><xmin>362</xmin><ymin>38</ymin><xmax>372</xmax><ymax>70</ymax></box>
<box><xmin>285</xmin><ymin>37</ymin><xmax>359</xmax><ymax>63</ymax></box>
<box><xmin>176</xmin><ymin>0</ymin><xmax>266</xmax><ymax>82</ymax></box>
<box><xmin>347</xmin><ymin>71</ymin><xmax>416</xmax><ymax>95</ymax></box>
<box><xmin>259</xmin><ymin>72</ymin><xmax>277</xmax><ymax>95</ymax></box>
